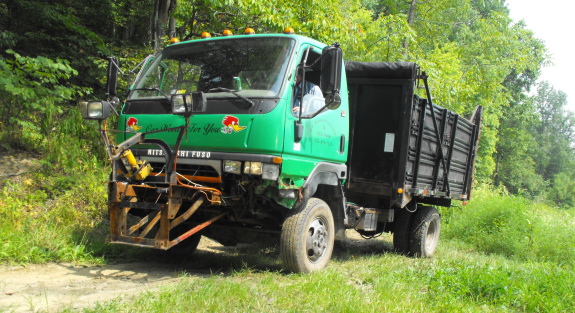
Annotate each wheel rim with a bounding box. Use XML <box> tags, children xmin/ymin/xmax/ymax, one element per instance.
<box><xmin>306</xmin><ymin>217</ymin><xmax>329</xmax><ymax>263</ymax></box>
<box><xmin>425</xmin><ymin>218</ymin><xmax>440</xmax><ymax>253</ymax></box>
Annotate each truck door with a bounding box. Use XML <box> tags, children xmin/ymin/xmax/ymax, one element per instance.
<box><xmin>282</xmin><ymin>45</ymin><xmax>348</xmax><ymax>175</ymax></box>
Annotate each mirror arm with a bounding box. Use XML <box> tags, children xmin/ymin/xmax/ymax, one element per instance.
<box><xmin>297</xmin><ymin>47</ymin><xmax>312</xmax><ymax>122</ymax></box>
<box><xmin>306</xmin><ymin>50</ymin><xmax>326</xmax><ymax>69</ymax></box>
<box><xmin>107</xmin><ymin>100</ymin><xmax>120</xmax><ymax>117</ymax></box>
<box><xmin>306</xmin><ymin>103</ymin><xmax>330</xmax><ymax>119</ymax></box>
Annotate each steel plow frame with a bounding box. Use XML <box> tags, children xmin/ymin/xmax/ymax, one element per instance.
<box><xmin>108</xmin><ymin>182</ymin><xmax>226</xmax><ymax>250</ymax></box>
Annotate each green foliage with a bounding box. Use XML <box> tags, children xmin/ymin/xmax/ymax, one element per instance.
<box><xmin>404</xmin><ymin>2</ymin><xmax>546</xmax><ymax>182</ymax></box>
<box><xmin>0</xmin><ymin>50</ymin><xmax>86</xmax><ymax>150</ymax></box>
<box><xmin>495</xmin><ymin>80</ymin><xmax>575</xmax><ymax>204</ymax></box>
<box><xmin>0</xmin><ymin>96</ymin><xmax>112</xmax><ymax>264</ymax></box>
<box><xmin>547</xmin><ymin>170</ymin><xmax>575</xmax><ymax>208</ymax></box>
<box><xmin>345</xmin><ymin>14</ymin><xmax>415</xmax><ymax>62</ymax></box>
<box><xmin>494</xmin><ymin>95</ymin><xmax>546</xmax><ymax>196</ymax></box>
<box><xmin>171</xmin><ymin>0</ymin><xmax>372</xmax><ymax>50</ymax></box>
<box><xmin>425</xmin><ymin>258</ymin><xmax>575</xmax><ymax>311</ymax></box>
<box><xmin>531</xmin><ymin>82</ymin><xmax>574</xmax><ymax>181</ymax></box>
<box><xmin>1</xmin><ymin>0</ymin><xmax>111</xmax><ymax>92</ymax></box>
<box><xmin>443</xmin><ymin>185</ymin><xmax>575</xmax><ymax>264</ymax></box>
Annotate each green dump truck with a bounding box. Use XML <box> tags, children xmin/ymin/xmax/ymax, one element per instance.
<box><xmin>81</xmin><ymin>30</ymin><xmax>482</xmax><ymax>273</ymax></box>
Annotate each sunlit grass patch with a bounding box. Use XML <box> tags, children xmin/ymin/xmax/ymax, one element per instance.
<box><xmin>442</xmin><ymin>185</ymin><xmax>575</xmax><ymax>264</ymax></box>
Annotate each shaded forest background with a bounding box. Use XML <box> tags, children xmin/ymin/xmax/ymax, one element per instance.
<box><xmin>1</xmin><ymin>0</ymin><xmax>573</xmax><ymax>206</ymax></box>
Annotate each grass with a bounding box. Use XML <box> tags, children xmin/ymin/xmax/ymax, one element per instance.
<box><xmin>78</xmin><ymin>185</ymin><xmax>575</xmax><ymax>312</ymax></box>
<box><xmin>442</xmin><ymin>185</ymin><xmax>575</xmax><ymax>265</ymax></box>
<box><xmin>2</xmin><ymin>164</ymin><xmax>574</xmax><ymax>312</ymax></box>
<box><xmin>0</xmin><ymin>150</ymin><xmax>146</xmax><ymax>264</ymax></box>
<box><xmin>0</xmin><ymin>176</ymin><xmax>96</xmax><ymax>263</ymax></box>
<box><xmin>80</xmin><ymin>236</ymin><xmax>575</xmax><ymax>312</ymax></box>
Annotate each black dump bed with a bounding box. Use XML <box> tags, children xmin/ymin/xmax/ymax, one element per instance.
<box><xmin>344</xmin><ymin>61</ymin><xmax>482</xmax><ymax>208</ymax></box>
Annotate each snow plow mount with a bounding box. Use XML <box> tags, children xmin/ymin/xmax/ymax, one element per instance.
<box><xmin>107</xmin><ymin>178</ymin><xmax>225</xmax><ymax>250</ymax></box>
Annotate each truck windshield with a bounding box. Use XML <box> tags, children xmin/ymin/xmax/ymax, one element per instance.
<box><xmin>129</xmin><ymin>37</ymin><xmax>295</xmax><ymax>101</ymax></box>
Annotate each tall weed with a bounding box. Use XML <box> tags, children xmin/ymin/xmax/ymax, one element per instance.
<box><xmin>0</xmin><ymin>104</ymin><xmax>112</xmax><ymax>263</ymax></box>
<box><xmin>442</xmin><ymin>185</ymin><xmax>575</xmax><ymax>264</ymax></box>
<box><xmin>0</xmin><ymin>169</ymin><xmax>107</xmax><ymax>264</ymax></box>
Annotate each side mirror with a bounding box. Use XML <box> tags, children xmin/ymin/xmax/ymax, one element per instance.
<box><xmin>80</xmin><ymin>100</ymin><xmax>112</xmax><ymax>120</ymax></box>
<box><xmin>106</xmin><ymin>57</ymin><xmax>119</xmax><ymax>98</ymax></box>
<box><xmin>171</xmin><ymin>92</ymin><xmax>207</xmax><ymax>116</ymax></box>
<box><xmin>320</xmin><ymin>43</ymin><xmax>342</xmax><ymax>110</ymax></box>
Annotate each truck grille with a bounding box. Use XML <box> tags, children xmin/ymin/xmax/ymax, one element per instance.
<box><xmin>149</xmin><ymin>162</ymin><xmax>219</xmax><ymax>178</ymax></box>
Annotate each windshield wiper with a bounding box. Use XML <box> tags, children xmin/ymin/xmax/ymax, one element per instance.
<box><xmin>208</xmin><ymin>87</ymin><xmax>254</xmax><ymax>107</ymax></box>
<box><xmin>131</xmin><ymin>87</ymin><xmax>170</xmax><ymax>100</ymax></box>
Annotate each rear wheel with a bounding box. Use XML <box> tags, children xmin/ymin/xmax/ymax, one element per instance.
<box><xmin>281</xmin><ymin>198</ymin><xmax>335</xmax><ymax>273</ymax></box>
<box><xmin>409</xmin><ymin>206</ymin><xmax>441</xmax><ymax>257</ymax></box>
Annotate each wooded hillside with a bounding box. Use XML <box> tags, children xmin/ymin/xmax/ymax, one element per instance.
<box><xmin>1</xmin><ymin>0</ymin><xmax>573</xmax><ymax>205</ymax></box>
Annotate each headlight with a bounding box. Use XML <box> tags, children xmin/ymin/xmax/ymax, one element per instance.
<box><xmin>80</xmin><ymin>100</ymin><xmax>111</xmax><ymax>120</ymax></box>
<box><xmin>244</xmin><ymin>162</ymin><xmax>262</xmax><ymax>175</ymax></box>
<box><xmin>262</xmin><ymin>163</ymin><xmax>280</xmax><ymax>180</ymax></box>
<box><xmin>225</xmin><ymin>160</ymin><xmax>278</xmax><ymax>178</ymax></box>
<box><xmin>223</xmin><ymin>160</ymin><xmax>242</xmax><ymax>174</ymax></box>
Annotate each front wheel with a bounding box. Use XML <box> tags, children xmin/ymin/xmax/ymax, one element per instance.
<box><xmin>409</xmin><ymin>206</ymin><xmax>441</xmax><ymax>257</ymax></box>
<box><xmin>280</xmin><ymin>198</ymin><xmax>335</xmax><ymax>273</ymax></box>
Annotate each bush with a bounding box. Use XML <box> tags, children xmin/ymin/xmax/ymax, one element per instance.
<box><xmin>0</xmin><ymin>49</ymin><xmax>87</xmax><ymax>151</ymax></box>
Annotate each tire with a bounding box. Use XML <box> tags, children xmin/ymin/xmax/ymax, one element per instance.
<box><xmin>393</xmin><ymin>207</ymin><xmax>414</xmax><ymax>255</ymax></box>
<box><xmin>280</xmin><ymin>198</ymin><xmax>335</xmax><ymax>273</ymax></box>
<box><xmin>167</xmin><ymin>224</ymin><xmax>203</xmax><ymax>256</ymax></box>
<box><xmin>170</xmin><ymin>233</ymin><xmax>202</xmax><ymax>254</ymax></box>
<box><xmin>156</xmin><ymin>232</ymin><xmax>201</xmax><ymax>259</ymax></box>
<box><xmin>409</xmin><ymin>206</ymin><xmax>441</xmax><ymax>257</ymax></box>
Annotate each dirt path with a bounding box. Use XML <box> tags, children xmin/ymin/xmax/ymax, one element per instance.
<box><xmin>0</xmin><ymin>237</ymin><xmax>231</xmax><ymax>313</ymax></box>
<box><xmin>0</xmin><ymin>152</ymin><xmax>39</xmax><ymax>182</ymax></box>
<box><xmin>0</xmin><ymin>235</ymin><xmax>268</xmax><ymax>313</ymax></box>
<box><xmin>0</xmin><ymin>232</ymin><xmax>389</xmax><ymax>313</ymax></box>
<box><xmin>1</xmin><ymin>262</ymin><xmax>188</xmax><ymax>312</ymax></box>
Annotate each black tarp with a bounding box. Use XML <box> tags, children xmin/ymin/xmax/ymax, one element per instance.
<box><xmin>344</xmin><ymin>61</ymin><xmax>418</xmax><ymax>79</ymax></box>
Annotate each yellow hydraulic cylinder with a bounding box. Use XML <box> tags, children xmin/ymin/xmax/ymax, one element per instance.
<box><xmin>120</xmin><ymin>149</ymin><xmax>152</xmax><ymax>180</ymax></box>
<box><xmin>121</xmin><ymin>150</ymin><xmax>138</xmax><ymax>170</ymax></box>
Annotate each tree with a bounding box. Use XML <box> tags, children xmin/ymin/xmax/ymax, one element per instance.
<box><xmin>153</xmin><ymin>0</ymin><xmax>177</xmax><ymax>51</ymax></box>
<box><xmin>395</xmin><ymin>0</ymin><xmax>546</xmax><ymax>182</ymax></box>
<box><xmin>530</xmin><ymin>81</ymin><xmax>574</xmax><ymax>181</ymax></box>
<box><xmin>1</xmin><ymin>0</ymin><xmax>111</xmax><ymax>91</ymax></box>
<box><xmin>493</xmin><ymin>94</ymin><xmax>544</xmax><ymax>196</ymax></box>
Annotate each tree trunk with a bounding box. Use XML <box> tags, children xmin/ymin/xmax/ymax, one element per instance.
<box><xmin>153</xmin><ymin>0</ymin><xmax>176</xmax><ymax>51</ymax></box>
<box><xmin>402</xmin><ymin>0</ymin><xmax>417</xmax><ymax>57</ymax></box>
